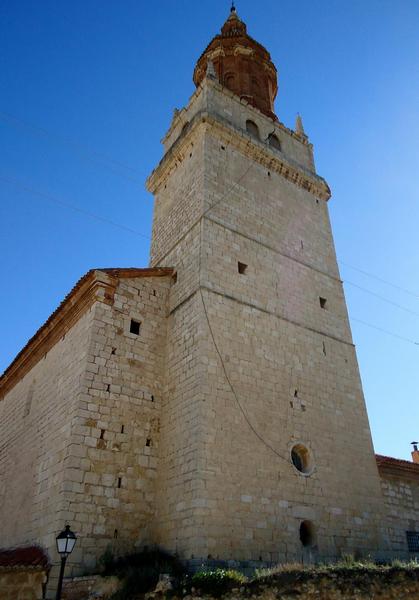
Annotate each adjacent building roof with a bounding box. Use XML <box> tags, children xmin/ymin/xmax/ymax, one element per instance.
<box><xmin>0</xmin><ymin>267</ymin><xmax>173</xmax><ymax>399</ymax></box>
<box><xmin>376</xmin><ymin>454</ymin><xmax>419</xmax><ymax>480</ymax></box>
<box><xmin>0</xmin><ymin>546</ymin><xmax>50</xmax><ymax>571</ymax></box>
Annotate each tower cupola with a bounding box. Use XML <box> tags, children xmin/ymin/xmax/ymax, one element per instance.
<box><xmin>193</xmin><ymin>5</ymin><xmax>278</xmax><ymax>120</ymax></box>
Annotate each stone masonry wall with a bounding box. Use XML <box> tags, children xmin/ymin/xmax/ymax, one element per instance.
<box><xmin>0</xmin><ymin>568</ymin><xmax>48</xmax><ymax>600</ymax></box>
<box><xmin>145</xmin><ymin>78</ymin><xmax>387</xmax><ymax>563</ymax></box>
<box><xmin>379</xmin><ymin>472</ymin><xmax>419</xmax><ymax>558</ymax></box>
<box><xmin>65</xmin><ymin>275</ymin><xmax>171</xmax><ymax>575</ymax></box>
<box><xmin>0</xmin><ymin>308</ymin><xmax>93</xmax><ymax>553</ymax></box>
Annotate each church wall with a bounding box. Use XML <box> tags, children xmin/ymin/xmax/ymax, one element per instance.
<box><xmin>182</xmin><ymin>100</ymin><xmax>387</xmax><ymax>562</ymax></box>
<box><xmin>202</xmin><ymin>126</ymin><xmax>338</xmax><ymax>283</ymax></box>
<box><xmin>379</xmin><ymin>472</ymin><xmax>419</xmax><ymax>559</ymax></box>
<box><xmin>0</xmin><ymin>307</ymin><xmax>93</xmax><ymax>556</ymax></box>
<box><xmin>145</xmin><ymin>83</ymin><xmax>388</xmax><ymax>563</ymax></box>
<box><xmin>64</xmin><ymin>275</ymin><xmax>170</xmax><ymax>575</ymax></box>
<box><xmin>195</xmin><ymin>287</ymin><xmax>386</xmax><ymax>562</ymax></box>
<box><xmin>203</xmin><ymin>83</ymin><xmax>315</xmax><ymax>172</ymax></box>
<box><xmin>152</xmin><ymin>292</ymin><xmax>208</xmax><ymax>558</ymax></box>
<box><xmin>149</xmin><ymin>127</ymin><xmax>205</xmax><ymax>268</ymax></box>
<box><xmin>161</xmin><ymin>81</ymin><xmax>314</xmax><ymax>175</ymax></box>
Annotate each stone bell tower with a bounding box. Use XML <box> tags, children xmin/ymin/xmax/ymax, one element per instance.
<box><xmin>147</xmin><ymin>6</ymin><xmax>386</xmax><ymax>565</ymax></box>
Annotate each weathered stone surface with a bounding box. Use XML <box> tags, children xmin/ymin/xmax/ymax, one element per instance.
<box><xmin>0</xmin><ymin>569</ymin><xmax>47</xmax><ymax>600</ymax></box>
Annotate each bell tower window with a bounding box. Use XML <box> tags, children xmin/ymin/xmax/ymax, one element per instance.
<box><xmin>246</xmin><ymin>120</ymin><xmax>260</xmax><ymax>139</ymax></box>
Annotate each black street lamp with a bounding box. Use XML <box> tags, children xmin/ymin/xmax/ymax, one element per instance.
<box><xmin>55</xmin><ymin>525</ymin><xmax>77</xmax><ymax>600</ymax></box>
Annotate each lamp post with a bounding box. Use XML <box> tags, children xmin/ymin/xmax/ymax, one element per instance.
<box><xmin>55</xmin><ymin>525</ymin><xmax>77</xmax><ymax>600</ymax></box>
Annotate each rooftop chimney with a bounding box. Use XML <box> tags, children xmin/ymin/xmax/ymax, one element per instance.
<box><xmin>411</xmin><ymin>441</ymin><xmax>419</xmax><ymax>464</ymax></box>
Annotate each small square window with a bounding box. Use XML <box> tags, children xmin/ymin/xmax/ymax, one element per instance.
<box><xmin>130</xmin><ymin>319</ymin><xmax>141</xmax><ymax>335</ymax></box>
<box><xmin>238</xmin><ymin>262</ymin><xmax>247</xmax><ymax>275</ymax></box>
<box><xmin>319</xmin><ymin>297</ymin><xmax>327</xmax><ymax>309</ymax></box>
<box><xmin>407</xmin><ymin>531</ymin><xmax>419</xmax><ymax>552</ymax></box>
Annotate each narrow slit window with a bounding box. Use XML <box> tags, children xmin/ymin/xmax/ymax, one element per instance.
<box><xmin>319</xmin><ymin>297</ymin><xmax>327</xmax><ymax>309</ymax></box>
<box><xmin>146</xmin><ymin>438</ymin><xmax>152</xmax><ymax>447</ymax></box>
<box><xmin>238</xmin><ymin>262</ymin><xmax>247</xmax><ymax>275</ymax></box>
<box><xmin>117</xmin><ymin>477</ymin><xmax>122</xmax><ymax>488</ymax></box>
<box><xmin>130</xmin><ymin>319</ymin><xmax>141</xmax><ymax>335</ymax></box>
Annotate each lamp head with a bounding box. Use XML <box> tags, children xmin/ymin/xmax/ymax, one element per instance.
<box><xmin>56</xmin><ymin>525</ymin><xmax>77</xmax><ymax>557</ymax></box>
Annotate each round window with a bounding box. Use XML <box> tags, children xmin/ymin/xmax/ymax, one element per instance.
<box><xmin>290</xmin><ymin>443</ymin><xmax>314</xmax><ymax>475</ymax></box>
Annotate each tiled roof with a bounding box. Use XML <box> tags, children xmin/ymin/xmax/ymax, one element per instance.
<box><xmin>376</xmin><ymin>454</ymin><xmax>419</xmax><ymax>478</ymax></box>
<box><xmin>0</xmin><ymin>546</ymin><xmax>50</xmax><ymax>570</ymax></box>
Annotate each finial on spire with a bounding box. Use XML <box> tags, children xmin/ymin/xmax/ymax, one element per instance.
<box><xmin>295</xmin><ymin>113</ymin><xmax>307</xmax><ymax>137</ymax></box>
<box><xmin>231</xmin><ymin>1</ymin><xmax>236</xmax><ymax>13</ymax></box>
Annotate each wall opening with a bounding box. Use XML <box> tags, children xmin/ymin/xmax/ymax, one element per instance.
<box><xmin>246</xmin><ymin>120</ymin><xmax>260</xmax><ymax>139</ymax></box>
<box><xmin>146</xmin><ymin>438</ymin><xmax>152</xmax><ymax>447</ymax></box>
<box><xmin>238</xmin><ymin>261</ymin><xmax>248</xmax><ymax>275</ymax></box>
<box><xmin>407</xmin><ymin>531</ymin><xmax>419</xmax><ymax>552</ymax></box>
<box><xmin>268</xmin><ymin>133</ymin><xmax>281</xmax><ymax>151</ymax></box>
<box><xmin>291</xmin><ymin>443</ymin><xmax>314</xmax><ymax>475</ymax></box>
<box><xmin>172</xmin><ymin>272</ymin><xmax>178</xmax><ymax>284</ymax></box>
<box><xmin>100</xmin><ymin>429</ymin><xmax>105</xmax><ymax>440</ymax></box>
<box><xmin>130</xmin><ymin>319</ymin><xmax>141</xmax><ymax>335</ymax></box>
<box><xmin>121</xmin><ymin>425</ymin><xmax>124</xmax><ymax>434</ymax></box>
<box><xmin>117</xmin><ymin>477</ymin><xmax>122</xmax><ymax>488</ymax></box>
<box><xmin>319</xmin><ymin>297</ymin><xmax>327</xmax><ymax>309</ymax></box>
<box><xmin>300</xmin><ymin>521</ymin><xmax>315</xmax><ymax>547</ymax></box>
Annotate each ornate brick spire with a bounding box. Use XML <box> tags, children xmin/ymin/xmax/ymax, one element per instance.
<box><xmin>193</xmin><ymin>6</ymin><xmax>278</xmax><ymax>120</ymax></box>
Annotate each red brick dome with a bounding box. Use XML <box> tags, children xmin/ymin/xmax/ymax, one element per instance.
<box><xmin>193</xmin><ymin>6</ymin><xmax>278</xmax><ymax>120</ymax></box>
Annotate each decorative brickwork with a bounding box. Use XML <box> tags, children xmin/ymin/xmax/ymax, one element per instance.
<box><xmin>193</xmin><ymin>7</ymin><xmax>277</xmax><ymax>119</ymax></box>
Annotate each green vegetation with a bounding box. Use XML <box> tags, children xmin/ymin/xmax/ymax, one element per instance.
<box><xmin>98</xmin><ymin>548</ymin><xmax>419</xmax><ymax>600</ymax></box>
<box><xmin>190</xmin><ymin>569</ymin><xmax>247</xmax><ymax>596</ymax></box>
<box><xmin>99</xmin><ymin>547</ymin><xmax>185</xmax><ymax>600</ymax></box>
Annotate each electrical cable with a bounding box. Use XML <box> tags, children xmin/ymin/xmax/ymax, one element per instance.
<box><xmin>350</xmin><ymin>317</ymin><xmax>419</xmax><ymax>346</ymax></box>
<box><xmin>339</xmin><ymin>260</ymin><xmax>419</xmax><ymax>300</ymax></box>
<box><xmin>2</xmin><ymin>173</ymin><xmax>418</xmax><ymax>347</ymax></box>
<box><xmin>344</xmin><ymin>280</ymin><xmax>419</xmax><ymax>318</ymax></box>
<box><xmin>196</xmin><ymin>150</ymin><xmax>289</xmax><ymax>462</ymax></box>
<box><xmin>199</xmin><ymin>287</ymin><xmax>288</xmax><ymax>462</ymax></box>
<box><xmin>3</xmin><ymin>111</ymin><xmax>419</xmax><ymax>305</ymax></box>
<box><xmin>0</xmin><ymin>111</ymin><xmax>144</xmax><ymax>186</ymax></box>
<box><xmin>0</xmin><ymin>176</ymin><xmax>151</xmax><ymax>240</ymax></box>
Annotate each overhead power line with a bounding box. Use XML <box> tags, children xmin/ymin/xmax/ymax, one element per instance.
<box><xmin>1</xmin><ymin>173</ymin><xmax>418</xmax><ymax>348</ymax></box>
<box><xmin>339</xmin><ymin>260</ymin><xmax>419</xmax><ymax>299</ymax></box>
<box><xmin>0</xmin><ymin>111</ymin><xmax>144</xmax><ymax>186</ymax></box>
<box><xmin>351</xmin><ymin>317</ymin><xmax>419</xmax><ymax>346</ymax></box>
<box><xmin>344</xmin><ymin>280</ymin><xmax>419</xmax><ymax>318</ymax></box>
<box><xmin>0</xmin><ymin>176</ymin><xmax>151</xmax><ymax>240</ymax></box>
<box><xmin>3</xmin><ymin>110</ymin><xmax>418</xmax><ymax>305</ymax></box>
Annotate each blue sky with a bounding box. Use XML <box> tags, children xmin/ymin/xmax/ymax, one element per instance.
<box><xmin>1</xmin><ymin>0</ymin><xmax>419</xmax><ymax>460</ymax></box>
